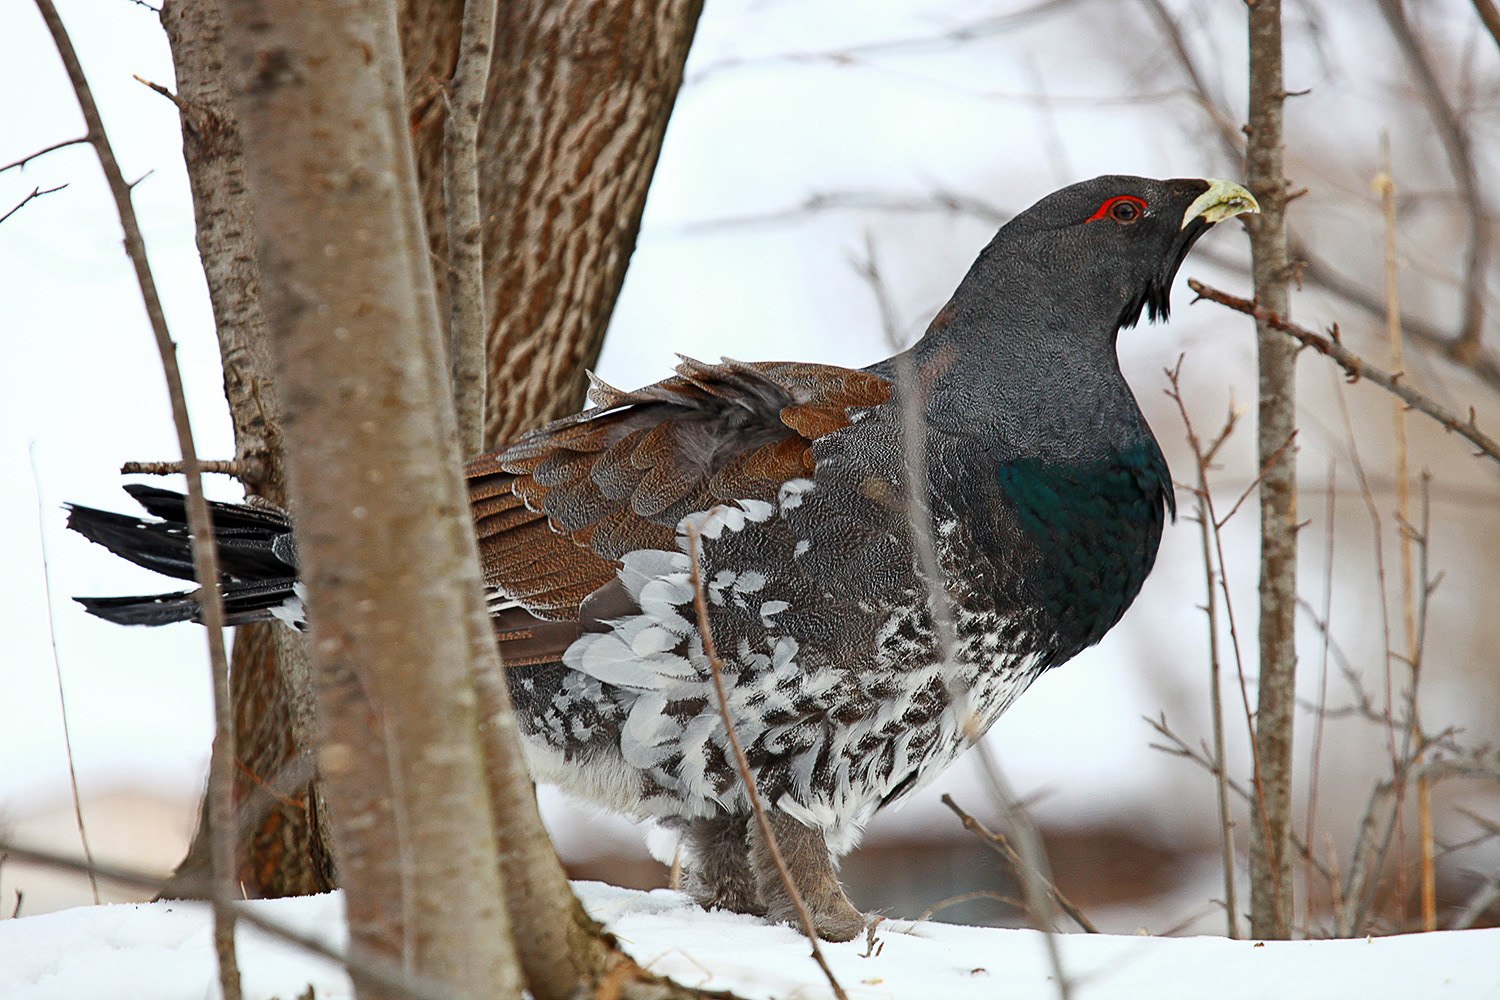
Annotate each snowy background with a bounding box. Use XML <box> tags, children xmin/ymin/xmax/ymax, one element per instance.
<box><xmin>3</xmin><ymin>884</ymin><xmax>1499</xmax><ymax>1000</ymax></box>
<box><xmin>2</xmin><ymin>0</ymin><xmax>1498</xmax><ymax>947</ymax></box>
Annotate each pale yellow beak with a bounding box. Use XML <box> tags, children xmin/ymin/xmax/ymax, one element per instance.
<box><xmin>1182</xmin><ymin>179</ymin><xmax>1260</xmax><ymax>227</ymax></box>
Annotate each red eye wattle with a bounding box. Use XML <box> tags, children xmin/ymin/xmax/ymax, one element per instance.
<box><xmin>1087</xmin><ymin>195</ymin><xmax>1147</xmax><ymax>224</ymax></box>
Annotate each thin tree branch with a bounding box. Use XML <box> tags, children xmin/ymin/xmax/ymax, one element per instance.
<box><xmin>1146</xmin><ymin>716</ymin><xmax>1336</xmax><ymax>886</ymax></box>
<box><xmin>1138</xmin><ymin>0</ymin><xmax>1243</xmax><ymax>164</ymax></box>
<box><xmin>1376</xmin><ymin>0</ymin><xmax>1490</xmax><ymax>359</ymax></box>
<box><xmin>856</xmin><ymin>238</ymin><xmax>1070</xmax><ymax>999</ymax></box>
<box><xmin>1475</xmin><ymin>0</ymin><xmax>1500</xmax><ymax>53</ymax></box>
<box><xmin>119</xmin><ymin>458</ymin><xmax>256</xmax><ymax>478</ymax></box>
<box><xmin>1162</xmin><ymin>365</ymin><xmax>1240</xmax><ymax>939</ymax></box>
<box><xmin>441</xmin><ymin>0</ymin><xmax>494</xmax><ymax>454</ymax></box>
<box><xmin>0</xmin><ymin>839</ymin><xmax>458</xmax><ymax>1000</ymax></box>
<box><xmin>0</xmin><ymin>183</ymin><xmax>67</xmax><ymax>225</ymax></box>
<box><xmin>683</xmin><ymin>524</ymin><xmax>849</xmax><ymax>1000</ymax></box>
<box><xmin>970</xmin><ymin>745</ymin><xmax>1075</xmax><ymax>1000</ymax></box>
<box><xmin>1296</xmin><ymin>248</ymin><xmax>1500</xmax><ymax>391</ymax></box>
<box><xmin>1376</xmin><ymin>147</ymin><xmax>1435</xmax><ymax>933</ymax></box>
<box><xmin>32</xmin><ymin>2</ymin><xmax>240</xmax><ymax>996</ymax></box>
<box><xmin>29</xmin><ymin>446</ymin><xmax>99</xmax><ymax>905</ymax></box>
<box><xmin>0</xmin><ymin>136</ymin><xmax>88</xmax><ymax>173</ymax></box>
<box><xmin>686</xmin><ymin>0</ymin><xmax>1082</xmax><ymax>84</ymax></box>
<box><xmin>1188</xmin><ymin>279</ymin><xmax>1500</xmax><ymax>464</ymax></box>
<box><xmin>1451</xmin><ymin>865</ymin><xmax>1500</xmax><ymax>930</ymax></box>
<box><xmin>939</xmin><ymin>794</ymin><xmax>1098</xmax><ymax>934</ymax></box>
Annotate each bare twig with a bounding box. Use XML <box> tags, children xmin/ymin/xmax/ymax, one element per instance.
<box><xmin>856</xmin><ymin>239</ymin><xmax>1072</xmax><ymax>1000</ymax></box>
<box><xmin>0</xmin><ymin>183</ymin><xmax>67</xmax><ymax>225</ymax></box>
<box><xmin>1376</xmin><ymin>0</ymin><xmax>1489</xmax><ymax>359</ymax></box>
<box><xmin>686</xmin><ymin>1</ymin><xmax>1081</xmax><ymax>84</ymax></box>
<box><xmin>1378</xmin><ymin>154</ymin><xmax>1415</xmax><ymax>931</ymax></box>
<box><xmin>854</xmin><ymin>236</ymin><xmax>962</xmax><ymax>692</ymax></box>
<box><xmin>1189</xmin><ymin>279</ymin><xmax>1500</xmax><ymax>464</ymax></box>
<box><xmin>1476</xmin><ymin>0</ymin><xmax>1500</xmax><ymax>52</ymax></box>
<box><xmin>1342</xmin><ymin>746</ymin><xmax>1500</xmax><ymax>934</ymax></box>
<box><xmin>1302</xmin><ymin>460</ymin><xmax>1337</xmax><ymax>922</ymax></box>
<box><xmin>1298</xmin><ymin>249</ymin><xmax>1500</xmax><ymax>391</ymax></box>
<box><xmin>1376</xmin><ymin>147</ymin><xmax>1435</xmax><ymax>933</ymax></box>
<box><xmin>1140</xmin><ymin>0</ymin><xmax>1500</xmax><ymax>387</ymax></box>
<box><xmin>1411</xmin><ymin>479</ymin><xmax>1438</xmax><ymax>930</ymax></box>
<box><xmin>441</xmin><ymin>0</ymin><xmax>494</xmax><ymax>453</ymax></box>
<box><xmin>860</xmin><ymin>240</ymin><xmax>1075</xmax><ymax>998</ymax></box>
<box><xmin>1164</xmin><ymin>363</ymin><xmax>1239</xmax><ymax>939</ymax></box>
<box><xmin>680</xmin><ymin>188</ymin><xmax>1012</xmax><ymax>236</ymax></box>
<box><xmin>119</xmin><ymin>458</ymin><xmax>256</xmax><ymax>479</ymax></box>
<box><xmin>915</xmin><ymin>890</ymin><xmax>1018</xmax><ymax>924</ymax></box>
<box><xmin>0</xmin><ymin>136</ymin><xmax>88</xmax><ymax>173</ymax></box>
<box><xmin>970</xmin><ymin>745</ymin><xmax>1076</xmax><ymax>1000</ymax></box>
<box><xmin>1146</xmin><ymin>717</ymin><xmax>1336</xmax><ymax>886</ymax></box>
<box><xmin>32</xmin><ymin>2</ymin><xmax>239</xmax><ymax>996</ymax></box>
<box><xmin>1327</xmin><ymin>363</ymin><xmax>1399</xmax><ymax>768</ymax></box>
<box><xmin>683</xmin><ymin>524</ymin><xmax>849</xmax><ymax>1000</ymax></box>
<box><xmin>1325</xmin><ymin>359</ymin><xmax>1416</xmax><ymax>933</ymax></box>
<box><xmin>131</xmin><ymin>73</ymin><xmax>184</xmax><ymax>108</ymax></box>
<box><xmin>1138</xmin><ymin>0</ymin><xmax>1243</xmax><ymax>164</ymax></box>
<box><xmin>0</xmin><ymin>839</ymin><xmax>458</xmax><ymax>1000</ymax></box>
<box><xmin>29</xmin><ymin>445</ymin><xmax>99</xmax><ymax>905</ymax></box>
<box><xmin>939</xmin><ymin>793</ymin><xmax>1097</xmax><ymax>934</ymax></box>
<box><xmin>1451</xmin><ymin>865</ymin><xmax>1500</xmax><ymax>930</ymax></box>
<box><xmin>1214</xmin><ymin>430</ymin><xmax>1298</xmax><ymax>531</ymax></box>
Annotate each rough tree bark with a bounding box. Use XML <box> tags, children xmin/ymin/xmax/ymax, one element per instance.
<box><xmin>157</xmin><ymin>0</ymin><xmax>332</xmax><ymax>901</ymax></box>
<box><xmin>395</xmin><ymin>5</ymin><xmax>707</xmax><ymax>989</ymax></box>
<box><xmin>1246</xmin><ymin>0</ymin><xmax>1297</xmax><ymax>940</ymax></box>
<box><xmin>440</xmin><ymin>0</ymin><xmax>496</xmax><ymax>453</ymax></box>
<box><xmin>159</xmin><ymin>0</ymin><xmax>703</xmax><ymax>906</ymax></box>
<box><xmin>400</xmin><ymin>0</ymin><xmax>706</xmax><ymax>445</ymax></box>
<box><xmin>219</xmin><ymin>0</ymin><xmax>523</xmax><ymax>995</ymax></box>
<box><xmin>476</xmin><ymin>0</ymin><xmax>705</xmax><ymax>446</ymax></box>
<box><xmin>153</xmin><ymin>0</ymin><xmax>723</xmax><ymax>993</ymax></box>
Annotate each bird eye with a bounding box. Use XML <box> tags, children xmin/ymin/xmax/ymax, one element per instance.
<box><xmin>1087</xmin><ymin>195</ymin><xmax>1148</xmax><ymax>225</ymax></box>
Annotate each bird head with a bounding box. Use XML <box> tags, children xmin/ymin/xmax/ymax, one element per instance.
<box><xmin>993</xmin><ymin>175</ymin><xmax>1260</xmax><ymax>333</ymax></box>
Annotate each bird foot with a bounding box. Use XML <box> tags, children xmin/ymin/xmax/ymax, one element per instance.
<box><xmin>767</xmin><ymin>893</ymin><xmax>867</xmax><ymax>943</ymax></box>
<box><xmin>750</xmin><ymin>809</ymin><xmax>865</xmax><ymax>942</ymax></box>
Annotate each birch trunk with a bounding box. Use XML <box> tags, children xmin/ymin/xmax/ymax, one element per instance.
<box><xmin>219</xmin><ymin>1</ymin><xmax>522</xmax><ymax>993</ymax></box>
<box><xmin>1246</xmin><ymin>0</ymin><xmax>1298</xmax><ymax>941</ymax></box>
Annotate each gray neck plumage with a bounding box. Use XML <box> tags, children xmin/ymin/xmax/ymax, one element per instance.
<box><xmin>872</xmin><ymin>245</ymin><xmax>1155</xmax><ymax>466</ymax></box>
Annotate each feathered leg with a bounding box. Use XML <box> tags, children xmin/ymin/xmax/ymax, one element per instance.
<box><xmin>681</xmin><ymin>813</ymin><xmax>765</xmax><ymax>916</ymax></box>
<box><xmin>749</xmin><ymin>811</ymin><xmax>866</xmax><ymax>942</ymax></box>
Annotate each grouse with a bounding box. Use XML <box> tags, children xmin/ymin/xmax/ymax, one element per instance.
<box><xmin>68</xmin><ymin>175</ymin><xmax>1258</xmax><ymax>941</ymax></box>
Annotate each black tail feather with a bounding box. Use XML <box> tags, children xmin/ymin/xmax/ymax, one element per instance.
<box><xmin>66</xmin><ymin>502</ymin><xmax>199</xmax><ymax>582</ymax></box>
<box><xmin>75</xmin><ymin>591</ymin><xmax>209</xmax><ymax>627</ymax></box>
<box><xmin>67</xmin><ymin>487</ymin><xmax>305</xmax><ymax>628</ymax></box>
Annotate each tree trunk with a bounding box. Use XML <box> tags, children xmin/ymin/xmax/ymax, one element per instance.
<box><xmin>157</xmin><ymin>1</ymin><xmax>708</xmax><ymax>991</ymax></box>
<box><xmin>158</xmin><ymin>0</ymin><xmax>331</xmax><ymax>901</ymax></box>
<box><xmin>219</xmin><ymin>0</ymin><xmax>523</xmax><ymax>994</ymax></box>
<box><xmin>477</xmin><ymin>0</ymin><xmax>705</xmax><ymax>446</ymax></box>
<box><xmin>1246</xmin><ymin>0</ymin><xmax>1297</xmax><ymax>941</ymax></box>
<box><xmin>160</xmin><ymin>0</ymin><xmax>701</xmax><ymax>902</ymax></box>
<box><xmin>398</xmin><ymin>0</ymin><xmax>705</xmax><ymax>447</ymax></box>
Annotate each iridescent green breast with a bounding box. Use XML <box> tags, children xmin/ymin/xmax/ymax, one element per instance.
<box><xmin>996</xmin><ymin>442</ymin><xmax>1174</xmax><ymax>663</ymax></box>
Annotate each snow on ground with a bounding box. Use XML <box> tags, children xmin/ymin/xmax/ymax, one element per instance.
<box><xmin>1</xmin><ymin>882</ymin><xmax>1496</xmax><ymax>1000</ymax></box>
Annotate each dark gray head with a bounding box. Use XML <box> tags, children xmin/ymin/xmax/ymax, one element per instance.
<box><xmin>936</xmin><ymin>175</ymin><xmax>1259</xmax><ymax>342</ymax></box>
<box><xmin>902</xmin><ymin>175</ymin><xmax>1258</xmax><ymax>454</ymax></box>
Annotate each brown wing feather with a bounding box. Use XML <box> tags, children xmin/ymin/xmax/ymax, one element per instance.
<box><xmin>466</xmin><ymin>358</ymin><xmax>893</xmax><ymax>659</ymax></box>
